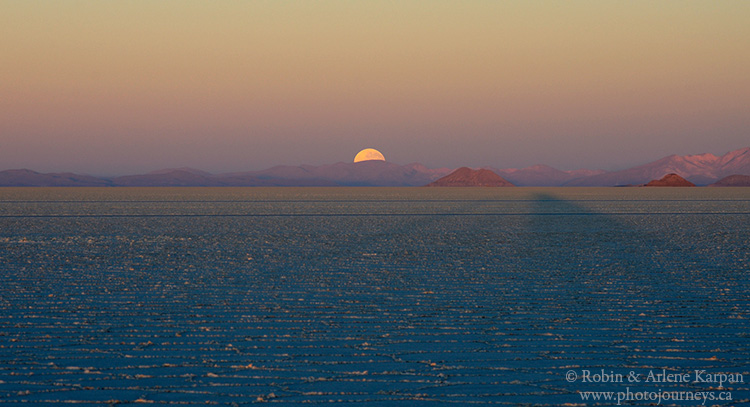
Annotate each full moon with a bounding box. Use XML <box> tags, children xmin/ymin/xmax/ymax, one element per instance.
<box><xmin>353</xmin><ymin>148</ymin><xmax>386</xmax><ymax>163</ymax></box>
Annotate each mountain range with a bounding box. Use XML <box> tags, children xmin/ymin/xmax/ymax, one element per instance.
<box><xmin>562</xmin><ymin>147</ymin><xmax>750</xmax><ymax>186</ymax></box>
<box><xmin>1</xmin><ymin>147</ymin><xmax>749</xmax><ymax>187</ymax></box>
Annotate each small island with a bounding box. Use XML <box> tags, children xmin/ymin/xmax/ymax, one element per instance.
<box><xmin>709</xmin><ymin>174</ymin><xmax>750</xmax><ymax>187</ymax></box>
<box><xmin>426</xmin><ymin>167</ymin><xmax>515</xmax><ymax>187</ymax></box>
<box><xmin>643</xmin><ymin>173</ymin><xmax>695</xmax><ymax>187</ymax></box>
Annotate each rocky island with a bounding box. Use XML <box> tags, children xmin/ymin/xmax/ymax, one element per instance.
<box><xmin>426</xmin><ymin>167</ymin><xmax>514</xmax><ymax>187</ymax></box>
<box><xmin>643</xmin><ymin>173</ymin><xmax>696</xmax><ymax>187</ymax></box>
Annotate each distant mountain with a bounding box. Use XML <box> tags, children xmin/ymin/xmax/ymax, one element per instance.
<box><xmin>2</xmin><ymin>147</ymin><xmax>748</xmax><ymax>187</ymax></box>
<box><xmin>565</xmin><ymin>147</ymin><xmax>750</xmax><ymax>186</ymax></box>
<box><xmin>112</xmin><ymin>169</ymin><xmax>226</xmax><ymax>187</ymax></box>
<box><xmin>238</xmin><ymin>160</ymin><xmax>453</xmax><ymax>187</ymax></box>
<box><xmin>426</xmin><ymin>167</ymin><xmax>514</xmax><ymax>187</ymax></box>
<box><xmin>709</xmin><ymin>174</ymin><xmax>750</xmax><ymax>187</ymax></box>
<box><xmin>0</xmin><ymin>169</ymin><xmax>111</xmax><ymax>187</ymax></box>
<box><xmin>643</xmin><ymin>173</ymin><xmax>696</xmax><ymax>187</ymax></box>
<box><xmin>491</xmin><ymin>165</ymin><xmax>605</xmax><ymax>187</ymax></box>
<box><xmin>146</xmin><ymin>167</ymin><xmax>215</xmax><ymax>177</ymax></box>
<box><xmin>0</xmin><ymin>162</ymin><xmax>450</xmax><ymax>187</ymax></box>
<box><xmin>113</xmin><ymin>168</ymin><xmax>339</xmax><ymax>187</ymax></box>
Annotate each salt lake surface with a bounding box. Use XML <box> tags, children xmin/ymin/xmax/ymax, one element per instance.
<box><xmin>1</xmin><ymin>187</ymin><xmax>749</xmax><ymax>406</ymax></box>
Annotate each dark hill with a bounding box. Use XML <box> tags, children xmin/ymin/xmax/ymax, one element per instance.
<box><xmin>643</xmin><ymin>173</ymin><xmax>696</xmax><ymax>187</ymax></box>
<box><xmin>426</xmin><ymin>167</ymin><xmax>514</xmax><ymax>187</ymax></box>
<box><xmin>709</xmin><ymin>174</ymin><xmax>750</xmax><ymax>187</ymax></box>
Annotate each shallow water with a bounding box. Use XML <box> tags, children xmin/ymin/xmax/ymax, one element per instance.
<box><xmin>1</xmin><ymin>187</ymin><xmax>749</xmax><ymax>406</ymax></box>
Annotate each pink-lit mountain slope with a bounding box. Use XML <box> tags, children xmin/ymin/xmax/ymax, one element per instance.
<box><xmin>565</xmin><ymin>147</ymin><xmax>750</xmax><ymax>186</ymax></box>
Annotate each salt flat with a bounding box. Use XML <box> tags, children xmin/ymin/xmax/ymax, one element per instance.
<box><xmin>1</xmin><ymin>187</ymin><xmax>749</xmax><ymax>406</ymax></box>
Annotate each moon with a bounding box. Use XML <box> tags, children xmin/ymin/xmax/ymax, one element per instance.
<box><xmin>353</xmin><ymin>148</ymin><xmax>386</xmax><ymax>163</ymax></box>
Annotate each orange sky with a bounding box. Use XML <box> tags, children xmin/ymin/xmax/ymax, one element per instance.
<box><xmin>2</xmin><ymin>1</ymin><xmax>749</xmax><ymax>174</ymax></box>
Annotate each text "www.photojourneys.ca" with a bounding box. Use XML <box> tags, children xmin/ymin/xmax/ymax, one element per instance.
<box><xmin>565</xmin><ymin>369</ymin><xmax>743</xmax><ymax>405</ymax></box>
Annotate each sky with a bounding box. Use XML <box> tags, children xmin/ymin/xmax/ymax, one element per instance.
<box><xmin>2</xmin><ymin>1</ymin><xmax>749</xmax><ymax>175</ymax></box>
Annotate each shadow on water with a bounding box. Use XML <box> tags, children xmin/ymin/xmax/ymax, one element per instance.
<box><xmin>522</xmin><ymin>191</ymin><xmax>747</xmax><ymax>302</ymax></box>
<box><xmin>514</xmin><ymin>192</ymin><xmax>749</xmax><ymax>398</ymax></box>
<box><xmin>522</xmin><ymin>192</ymin><xmax>666</xmax><ymax>293</ymax></box>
